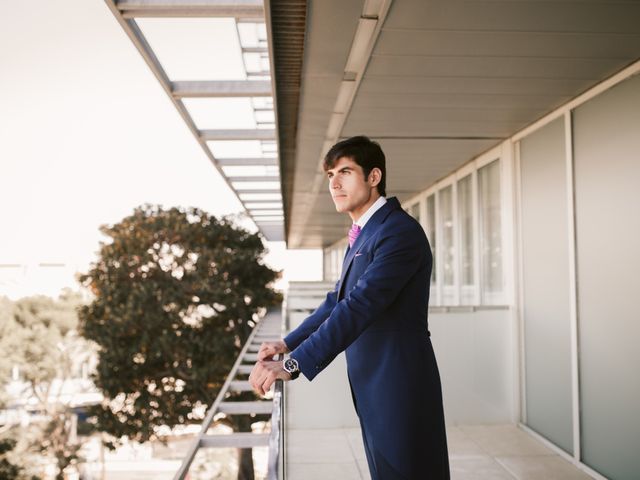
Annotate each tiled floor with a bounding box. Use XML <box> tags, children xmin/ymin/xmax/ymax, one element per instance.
<box><xmin>285</xmin><ymin>424</ymin><xmax>595</xmax><ymax>480</ymax></box>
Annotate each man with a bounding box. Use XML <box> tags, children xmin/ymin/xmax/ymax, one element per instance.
<box><xmin>249</xmin><ymin>136</ymin><xmax>450</xmax><ymax>479</ymax></box>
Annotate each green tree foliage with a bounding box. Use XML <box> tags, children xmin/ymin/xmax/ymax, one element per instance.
<box><xmin>0</xmin><ymin>433</ymin><xmax>41</xmax><ymax>480</ymax></box>
<box><xmin>0</xmin><ymin>437</ymin><xmax>22</xmax><ymax>480</ymax></box>
<box><xmin>0</xmin><ymin>292</ymin><xmax>84</xmax><ymax>412</ymax></box>
<box><xmin>0</xmin><ymin>292</ymin><xmax>88</xmax><ymax>479</ymax></box>
<box><xmin>77</xmin><ymin>205</ymin><xmax>282</xmax><ymax>446</ymax></box>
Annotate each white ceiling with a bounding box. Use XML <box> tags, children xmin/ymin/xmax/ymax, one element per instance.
<box><xmin>283</xmin><ymin>0</ymin><xmax>640</xmax><ymax>248</ymax></box>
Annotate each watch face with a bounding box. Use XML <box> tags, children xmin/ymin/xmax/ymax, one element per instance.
<box><xmin>284</xmin><ymin>358</ymin><xmax>299</xmax><ymax>373</ymax></box>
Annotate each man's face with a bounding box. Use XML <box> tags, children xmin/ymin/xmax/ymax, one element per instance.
<box><xmin>326</xmin><ymin>156</ymin><xmax>377</xmax><ymax>215</ymax></box>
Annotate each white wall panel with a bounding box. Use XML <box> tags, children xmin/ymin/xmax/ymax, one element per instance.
<box><xmin>429</xmin><ymin>309</ymin><xmax>515</xmax><ymax>424</ymax></box>
<box><xmin>573</xmin><ymin>74</ymin><xmax>640</xmax><ymax>480</ymax></box>
<box><xmin>519</xmin><ymin>117</ymin><xmax>574</xmax><ymax>454</ymax></box>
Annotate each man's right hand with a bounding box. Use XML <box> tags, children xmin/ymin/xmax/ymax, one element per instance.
<box><xmin>257</xmin><ymin>340</ymin><xmax>290</xmax><ymax>361</ymax></box>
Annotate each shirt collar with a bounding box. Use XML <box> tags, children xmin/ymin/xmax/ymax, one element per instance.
<box><xmin>355</xmin><ymin>196</ymin><xmax>387</xmax><ymax>229</ymax></box>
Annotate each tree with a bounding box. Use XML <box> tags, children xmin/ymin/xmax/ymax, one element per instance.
<box><xmin>0</xmin><ymin>291</ymin><xmax>89</xmax><ymax>480</ymax></box>
<box><xmin>0</xmin><ymin>437</ymin><xmax>24</xmax><ymax>480</ymax></box>
<box><xmin>78</xmin><ymin>205</ymin><xmax>282</xmax><ymax>479</ymax></box>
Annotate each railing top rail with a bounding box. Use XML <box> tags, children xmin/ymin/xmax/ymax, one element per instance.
<box><xmin>267</xmin><ymin>380</ymin><xmax>284</xmax><ymax>480</ymax></box>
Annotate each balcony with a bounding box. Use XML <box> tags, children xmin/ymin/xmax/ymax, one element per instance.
<box><xmin>279</xmin><ymin>282</ymin><xmax>595</xmax><ymax>480</ymax></box>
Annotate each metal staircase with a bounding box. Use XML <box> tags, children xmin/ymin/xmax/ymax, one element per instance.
<box><xmin>173</xmin><ymin>308</ymin><xmax>285</xmax><ymax>479</ymax></box>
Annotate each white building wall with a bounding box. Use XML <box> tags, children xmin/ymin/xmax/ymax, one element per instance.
<box><xmin>284</xmin><ymin>281</ymin><xmax>360</xmax><ymax>430</ymax></box>
<box><xmin>313</xmin><ymin>59</ymin><xmax>640</xmax><ymax>480</ymax></box>
<box><xmin>429</xmin><ymin>308</ymin><xmax>517</xmax><ymax>425</ymax></box>
<box><xmin>569</xmin><ymin>73</ymin><xmax>640</xmax><ymax>480</ymax></box>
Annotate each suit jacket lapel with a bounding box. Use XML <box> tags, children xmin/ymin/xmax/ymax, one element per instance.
<box><xmin>338</xmin><ymin>197</ymin><xmax>400</xmax><ymax>299</ymax></box>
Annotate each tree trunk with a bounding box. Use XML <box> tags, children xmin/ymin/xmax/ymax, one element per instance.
<box><xmin>237</xmin><ymin>447</ymin><xmax>254</xmax><ymax>480</ymax></box>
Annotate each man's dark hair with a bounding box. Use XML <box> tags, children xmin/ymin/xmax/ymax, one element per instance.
<box><xmin>323</xmin><ymin>135</ymin><xmax>386</xmax><ymax>197</ymax></box>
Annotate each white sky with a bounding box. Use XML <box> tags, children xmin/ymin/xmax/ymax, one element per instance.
<box><xmin>0</xmin><ymin>0</ymin><xmax>322</xmax><ymax>299</ymax></box>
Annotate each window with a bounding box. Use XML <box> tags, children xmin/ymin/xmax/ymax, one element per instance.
<box><xmin>426</xmin><ymin>194</ymin><xmax>436</xmax><ymax>285</ymax></box>
<box><xmin>457</xmin><ymin>174</ymin><xmax>475</xmax><ymax>305</ymax></box>
<box><xmin>407</xmin><ymin>202</ymin><xmax>420</xmax><ymax>222</ymax></box>
<box><xmin>478</xmin><ymin>159</ymin><xmax>504</xmax><ymax>304</ymax></box>
<box><xmin>439</xmin><ymin>185</ymin><xmax>456</xmax><ymax>305</ymax></box>
<box><xmin>333</xmin><ymin>154</ymin><xmax>506</xmax><ymax>306</ymax></box>
<box><xmin>419</xmin><ymin>156</ymin><xmax>505</xmax><ymax>307</ymax></box>
<box><xmin>324</xmin><ymin>242</ymin><xmax>349</xmax><ymax>282</ymax></box>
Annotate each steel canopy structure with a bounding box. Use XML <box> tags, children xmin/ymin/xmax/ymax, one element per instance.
<box><xmin>104</xmin><ymin>0</ymin><xmax>286</xmax><ymax>241</ymax></box>
<box><xmin>105</xmin><ymin>0</ymin><xmax>640</xmax><ymax>249</ymax></box>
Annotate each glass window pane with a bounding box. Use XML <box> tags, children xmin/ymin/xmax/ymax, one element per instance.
<box><xmin>478</xmin><ymin>159</ymin><xmax>503</xmax><ymax>304</ymax></box>
<box><xmin>408</xmin><ymin>203</ymin><xmax>420</xmax><ymax>221</ymax></box>
<box><xmin>440</xmin><ymin>186</ymin><xmax>455</xmax><ymax>305</ymax></box>
<box><xmin>458</xmin><ymin>174</ymin><xmax>475</xmax><ymax>305</ymax></box>
<box><xmin>426</xmin><ymin>194</ymin><xmax>436</xmax><ymax>285</ymax></box>
<box><xmin>458</xmin><ymin>175</ymin><xmax>474</xmax><ymax>286</ymax></box>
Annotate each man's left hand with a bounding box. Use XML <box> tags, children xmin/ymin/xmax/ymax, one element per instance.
<box><xmin>249</xmin><ymin>360</ymin><xmax>291</xmax><ymax>396</ymax></box>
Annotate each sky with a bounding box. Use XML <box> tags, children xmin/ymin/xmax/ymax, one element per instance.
<box><xmin>0</xmin><ymin>0</ymin><xmax>322</xmax><ymax>299</ymax></box>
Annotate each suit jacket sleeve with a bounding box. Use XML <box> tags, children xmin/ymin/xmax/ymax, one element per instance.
<box><xmin>290</xmin><ymin>224</ymin><xmax>426</xmax><ymax>381</ymax></box>
<box><xmin>283</xmin><ymin>279</ymin><xmax>340</xmax><ymax>351</ymax></box>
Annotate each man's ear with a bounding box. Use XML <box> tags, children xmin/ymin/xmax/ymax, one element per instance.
<box><xmin>368</xmin><ymin>167</ymin><xmax>382</xmax><ymax>187</ymax></box>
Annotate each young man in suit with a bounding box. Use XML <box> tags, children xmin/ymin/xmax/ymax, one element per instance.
<box><xmin>249</xmin><ymin>136</ymin><xmax>450</xmax><ymax>479</ymax></box>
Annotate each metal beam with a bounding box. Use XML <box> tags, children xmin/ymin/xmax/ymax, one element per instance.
<box><xmin>229</xmin><ymin>380</ymin><xmax>253</xmax><ymax>392</ymax></box>
<box><xmin>234</xmin><ymin>189</ymin><xmax>281</xmax><ymax>194</ymax></box>
<box><xmin>217</xmin><ymin>157</ymin><xmax>277</xmax><ymax>166</ymax></box>
<box><xmin>244</xmin><ymin>201</ymin><xmax>283</xmax><ymax>206</ymax></box>
<box><xmin>242</xmin><ymin>46</ymin><xmax>269</xmax><ymax>54</ymax></box>
<box><xmin>243</xmin><ymin>353</ymin><xmax>259</xmax><ymax>362</ymax></box>
<box><xmin>200</xmin><ymin>129</ymin><xmax>275</xmax><ymax>141</ymax></box>
<box><xmin>172</xmin><ymin>80</ymin><xmax>271</xmax><ymax>98</ymax></box>
<box><xmin>199</xmin><ymin>433</ymin><xmax>269</xmax><ymax>448</ymax></box>
<box><xmin>218</xmin><ymin>401</ymin><xmax>273</xmax><ymax>415</ymax></box>
<box><xmin>227</xmin><ymin>175</ymin><xmax>279</xmax><ymax>182</ymax></box>
<box><xmin>117</xmin><ymin>0</ymin><xmax>264</xmax><ymax>18</ymax></box>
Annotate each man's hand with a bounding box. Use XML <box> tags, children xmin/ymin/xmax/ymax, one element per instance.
<box><xmin>257</xmin><ymin>339</ymin><xmax>290</xmax><ymax>361</ymax></box>
<box><xmin>249</xmin><ymin>360</ymin><xmax>291</xmax><ymax>396</ymax></box>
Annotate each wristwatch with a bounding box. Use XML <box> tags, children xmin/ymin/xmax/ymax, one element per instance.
<box><xmin>283</xmin><ymin>356</ymin><xmax>300</xmax><ymax>380</ymax></box>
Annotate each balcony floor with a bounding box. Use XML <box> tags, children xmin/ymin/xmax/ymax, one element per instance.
<box><xmin>286</xmin><ymin>424</ymin><xmax>594</xmax><ymax>480</ymax></box>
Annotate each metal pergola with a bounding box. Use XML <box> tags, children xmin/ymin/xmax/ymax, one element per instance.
<box><xmin>104</xmin><ymin>0</ymin><xmax>284</xmax><ymax>241</ymax></box>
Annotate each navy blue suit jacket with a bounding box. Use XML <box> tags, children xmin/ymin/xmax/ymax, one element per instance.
<box><xmin>284</xmin><ymin>197</ymin><xmax>449</xmax><ymax>479</ymax></box>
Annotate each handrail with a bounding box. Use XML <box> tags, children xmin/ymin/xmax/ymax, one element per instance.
<box><xmin>267</xmin><ymin>379</ymin><xmax>284</xmax><ymax>480</ymax></box>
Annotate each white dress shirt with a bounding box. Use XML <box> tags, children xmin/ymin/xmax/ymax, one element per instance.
<box><xmin>355</xmin><ymin>195</ymin><xmax>387</xmax><ymax>229</ymax></box>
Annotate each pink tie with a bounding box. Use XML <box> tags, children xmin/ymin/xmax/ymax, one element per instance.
<box><xmin>348</xmin><ymin>224</ymin><xmax>362</xmax><ymax>248</ymax></box>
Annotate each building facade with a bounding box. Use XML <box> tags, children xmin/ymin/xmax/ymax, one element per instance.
<box><xmin>321</xmin><ymin>65</ymin><xmax>640</xmax><ymax>480</ymax></box>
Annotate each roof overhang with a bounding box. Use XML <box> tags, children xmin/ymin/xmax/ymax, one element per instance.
<box><xmin>271</xmin><ymin>0</ymin><xmax>640</xmax><ymax>248</ymax></box>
